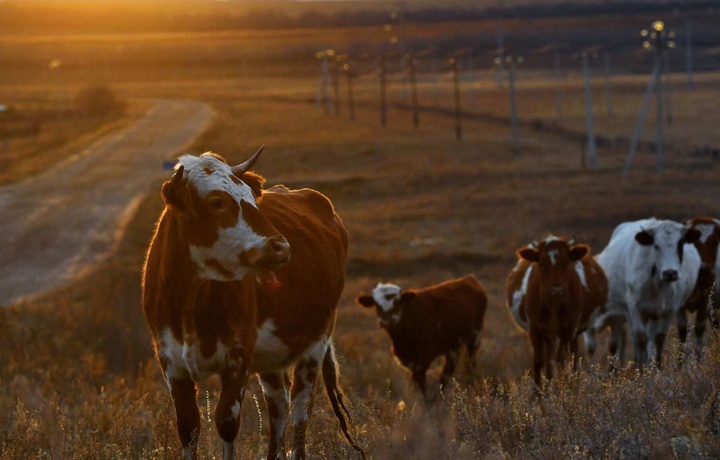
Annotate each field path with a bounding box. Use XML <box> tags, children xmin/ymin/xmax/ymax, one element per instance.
<box><xmin>0</xmin><ymin>99</ymin><xmax>213</xmax><ymax>306</ymax></box>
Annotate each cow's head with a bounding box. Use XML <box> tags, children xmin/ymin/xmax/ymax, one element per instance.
<box><xmin>356</xmin><ymin>283</ymin><xmax>415</xmax><ymax>328</ymax></box>
<box><xmin>684</xmin><ymin>216</ymin><xmax>720</xmax><ymax>288</ymax></box>
<box><xmin>517</xmin><ymin>236</ymin><xmax>589</xmax><ymax>302</ymax></box>
<box><xmin>634</xmin><ymin>220</ymin><xmax>700</xmax><ymax>284</ymax></box>
<box><xmin>161</xmin><ymin>147</ymin><xmax>290</xmax><ymax>281</ymax></box>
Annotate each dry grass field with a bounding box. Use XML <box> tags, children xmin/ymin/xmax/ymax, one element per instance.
<box><xmin>2</xmin><ymin>9</ymin><xmax>720</xmax><ymax>459</ymax></box>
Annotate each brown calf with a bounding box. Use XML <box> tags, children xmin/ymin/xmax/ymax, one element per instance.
<box><xmin>142</xmin><ymin>149</ymin><xmax>363</xmax><ymax>460</ymax></box>
<box><xmin>355</xmin><ymin>275</ymin><xmax>487</xmax><ymax>398</ymax></box>
<box><xmin>506</xmin><ymin>236</ymin><xmax>608</xmax><ymax>385</ymax></box>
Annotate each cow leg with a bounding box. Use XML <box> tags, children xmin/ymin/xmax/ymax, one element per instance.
<box><xmin>627</xmin><ymin>300</ymin><xmax>649</xmax><ymax>366</ymax></box>
<box><xmin>583</xmin><ymin>328</ymin><xmax>597</xmax><ymax>357</ymax></box>
<box><xmin>695</xmin><ymin>302</ymin><xmax>709</xmax><ymax>361</ymax></box>
<box><xmin>166</xmin><ymin>376</ymin><xmax>201</xmax><ymax>460</ymax></box>
<box><xmin>411</xmin><ymin>367</ymin><xmax>429</xmax><ymax>398</ymax></box>
<box><xmin>653</xmin><ymin>313</ymin><xmax>674</xmax><ymax>369</ymax></box>
<box><xmin>439</xmin><ymin>349</ymin><xmax>460</xmax><ymax>392</ymax></box>
<box><xmin>465</xmin><ymin>328</ymin><xmax>483</xmax><ymax>371</ymax></box>
<box><xmin>259</xmin><ymin>372</ymin><xmax>290</xmax><ymax>460</ymax></box>
<box><xmin>215</xmin><ymin>362</ymin><xmax>251</xmax><ymax>460</ymax></box>
<box><xmin>289</xmin><ymin>341</ymin><xmax>326</xmax><ymax>460</ymax></box>
<box><xmin>607</xmin><ymin>316</ymin><xmax>627</xmax><ymax>370</ymax></box>
<box><xmin>676</xmin><ymin>307</ymin><xmax>689</xmax><ymax>347</ymax></box>
<box><xmin>530</xmin><ymin>331</ymin><xmax>545</xmax><ymax>385</ymax></box>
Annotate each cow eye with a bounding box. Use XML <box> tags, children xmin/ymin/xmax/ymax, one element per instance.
<box><xmin>654</xmin><ymin>244</ymin><xmax>660</xmax><ymax>250</ymax></box>
<box><xmin>208</xmin><ymin>197</ymin><xmax>225</xmax><ymax>210</ymax></box>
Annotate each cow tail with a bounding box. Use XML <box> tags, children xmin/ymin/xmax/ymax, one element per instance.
<box><xmin>322</xmin><ymin>341</ymin><xmax>367</xmax><ymax>459</ymax></box>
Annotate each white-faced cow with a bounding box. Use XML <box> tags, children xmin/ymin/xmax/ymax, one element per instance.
<box><xmin>506</xmin><ymin>236</ymin><xmax>608</xmax><ymax>385</ymax></box>
<box><xmin>355</xmin><ymin>275</ymin><xmax>487</xmax><ymax>399</ymax></box>
<box><xmin>142</xmin><ymin>149</ymin><xmax>364</xmax><ymax>460</ymax></box>
<box><xmin>596</xmin><ymin>218</ymin><xmax>701</xmax><ymax>367</ymax></box>
<box><xmin>677</xmin><ymin>216</ymin><xmax>720</xmax><ymax>357</ymax></box>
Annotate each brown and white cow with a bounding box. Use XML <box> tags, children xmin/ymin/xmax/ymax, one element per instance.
<box><xmin>142</xmin><ymin>149</ymin><xmax>364</xmax><ymax>460</ymax></box>
<box><xmin>677</xmin><ymin>216</ymin><xmax>720</xmax><ymax>357</ymax></box>
<box><xmin>355</xmin><ymin>275</ymin><xmax>487</xmax><ymax>399</ymax></box>
<box><xmin>506</xmin><ymin>236</ymin><xmax>608</xmax><ymax>385</ymax></box>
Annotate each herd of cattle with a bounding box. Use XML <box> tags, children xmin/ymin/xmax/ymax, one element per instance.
<box><xmin>140</xmin><ymin>149</ymin><xmax>720</xmax><ymax>460</ymax></box>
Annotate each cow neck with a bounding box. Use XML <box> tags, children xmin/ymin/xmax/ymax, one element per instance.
<box><xmin>157</xmin><ymin>207</ymin><xmax>258</xmax><ymax>336</ymax></box>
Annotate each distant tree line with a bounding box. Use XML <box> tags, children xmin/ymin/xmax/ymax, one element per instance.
<box><xmin>0</xmin><ymin>0</ymin><xmax>715</xmax><ymax>33</ymax></box>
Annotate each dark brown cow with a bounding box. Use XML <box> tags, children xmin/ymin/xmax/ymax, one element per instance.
<box><xmin>677</xmin><ymin>216</ymin><xmax>720</xmax><ymax>357</ymax></box>
<box><xmin>142</xmin><ymin>149</ymin><xmax>364</xmax><ymax>460</ymax></box>
<box><xmin>355</xmin><ymin>275</ymin><xmax>487</xmax><ymax>398</ymax></box>
<box><xmin>506</xmin><ymin>236</ymin><xmax>608</xmax><ymax>385</ymax></box>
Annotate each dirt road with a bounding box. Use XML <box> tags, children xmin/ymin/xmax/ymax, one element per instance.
<box><xmin>0</xmin><ymin>99</ymin><xmax>213</xmax><ymax>306</ymax></box>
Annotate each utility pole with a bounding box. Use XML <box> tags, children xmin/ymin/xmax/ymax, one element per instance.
<box><xmin>581</xmin><ymin>51</ymin><xmax>597</xmax><ymax>170</ymax></box>
<box><xmin>450</xmin><ymin>57</ymin><xmax>462</xmax><ymax>141</ymax></box>
<box><xmin>344</xmin><ymin>60</ymin><xmax>355</xmax><ymax>121</ymax></box>
<box><xmin>380</xmin><ymin>54</ymin><xmax>387</xmax><ymax>127</ymax></box>
<box><xmin>406</xmin><ymin>53</ymin><xmax>419</xmax><ymax>128</ymax></box>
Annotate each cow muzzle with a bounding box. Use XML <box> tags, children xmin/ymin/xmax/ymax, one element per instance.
<box><xmin>661</xmin><ymin>269</ymin><xmax>679</xmax><ymax>283</ymax></box>
<box><xmin>245</xmin><ymin>236</ymin><xmax>291</xmax><ymax>269</ymax></box>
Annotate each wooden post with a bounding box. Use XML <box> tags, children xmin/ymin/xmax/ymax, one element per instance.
<box><xmin>604</xmin><ymin>50</ymin><xmax>613</xmax><ymax>117</ymax></box>
<box><xmin>507</xmin><ymin>58</ymin><xmax>520</xmax><ymax>156</ymax></box>
<box><xmin>451</xmin><ymin>58</ymin><xmax>462</xmax><ymax>141</ymax></box>
<box><xmin>380</xmin><ymin>54</ymin><xmax>387</xmax><ymax>127</ymax></box>
<box><xmin>685</xmin><ymin>17</ymin><xmax>694</xmax><ymax>90</ymax></box>
<box><xmin>581</xmin><ymin>52</ymin><xmax>597</xmax><ymax>169</ymax></box>
<box><xmin>554</xmin><ymin>51</ymin><xmax>562</xmax><ymax>118</ymax></box>
<box><xmin>345</xmin><ymin>62</ymin><xmax>355</xmax><ymax>121</ymax></box>
<box><xmin>331</xmin><ymin>57</ymin><xmax>341</xmax><ymax>116</ymax></box>
<box><xmin>407</xmin><ymin>54</ymin><xmax>419</xmax><ymax>128</ymax></box>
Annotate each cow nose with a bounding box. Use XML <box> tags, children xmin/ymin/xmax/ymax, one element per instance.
<box><xmin>699</xmin><ymin>263</ymin><xmax>712</xmax><ymax>277</ymax></box>
<box><xmin>268</xmin><ymin>236</ymin><xmax>290</xmax><ymax>263</ymax></box>
<box><xmin>662</xmin><ymin>269</ymin><xmax>678</xmax><ymax>283</ymax></box>
<box><xmin>550</xmin><ymin>285</ymin><xmax>564</xmax><ymax>296</ymax></box>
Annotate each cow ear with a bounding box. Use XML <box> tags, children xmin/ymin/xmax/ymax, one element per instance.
<box><xmin>635</xmin><ymin>230</ymin><xmax>654</xmax><ymax>246</ymax></box>
<box><xmin>161</xmin><ymin>166</ymin><xmax>193</xmax><ymax>214</ymax></box>
<box><xmin>241</xmin><ymin>171</ymin><xmax>265</xmax><ymax>199</ymax></box>
<box><xmin>518</xmin><ymin>247</ymin><xmax>539</xmax><ymax>263</ymax></box>
<box><xmin>355</xmin><ymin>295</ymin><xmax>376</xmax><ymax>308</ymax></box>
<box><xmin>400</xmin><ymin>291</ymin><xmax>417</xmax><ymax>303</ymax></box>
<box><xmin>683</xmin><ymin>228</ymin><xmax>701</xmax><ymax>244</ymax></box>
<box><xmin>569</xmin><ymin>244</ymin><xmax>589</xmax><ymax>261</ymax></box>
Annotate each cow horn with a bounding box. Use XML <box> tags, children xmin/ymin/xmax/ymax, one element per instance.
<box><xmin>231</xmin><ymin>145</ymin><xmax>265</xmax><ymax>176</ymax></box>
<box><xmin>530</xmin><ymin>240</ymin><xmax>539</xmax><ymax>248</ymax></box>
<box><xmin>171</xmin><ymin>165</ymin><xmax>185</xmax><ymax>184</ymax></box>
<box><xmin>568</xmin><ymin>236</ymin><xmax>576</xmax><ymax>246</ymax></box>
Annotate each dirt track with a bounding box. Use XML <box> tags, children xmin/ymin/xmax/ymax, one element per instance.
<box><xmin>0</xmin><ymin>99</ymin><xmax>213</xmax><ymax>306</ymax></box>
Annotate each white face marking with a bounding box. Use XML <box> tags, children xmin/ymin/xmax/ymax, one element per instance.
<box><xmin>253</xmin><ymin>320</ymin><xmax>290</xmax><ymax>373</ymax></box>
<box><xmin>548</xmin><ymin>249</ymin><xmax>559</xmax><ymax>266</ymax></box>
<box><xmin>694</xmin><ymin>223</ymin><xmax>716</xmax><ymax>245</ymax></box>
<box><xmin>231</xmin><ymin>400</ymin><xmax>242</xmax><ymax>420</ymax></box>
<box><xmin>653</xmin><ymin>223</ymin><xmax>685</xmax><ymax>277</ymax></box>
<box><xmin>371</xmin><ymin>283</ymin><xmax>402</xmax><ymax>313</ymax></box>
<box><xmin>511</xmin><ymin>264</ymin><xmax>533</xmax><ymax>330</ymax></box>
<box><xmin>575</xmin><ymin>261</ymin><xmax>588</xmax><ymax>290</ymax></box>
<box><xmin>177</xmin><ymin>153</ymin><xmax>269</xmax><ymax>281</ymax></box>
<box><xmin>178</xmin><ymin>153</ymin><xmax>257</xmax><ymax>205</ymax></box>
<box><xmin>189</xmin><ymin>224</ymin><xmax>265</xmax><ymax>280</ymax></box>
